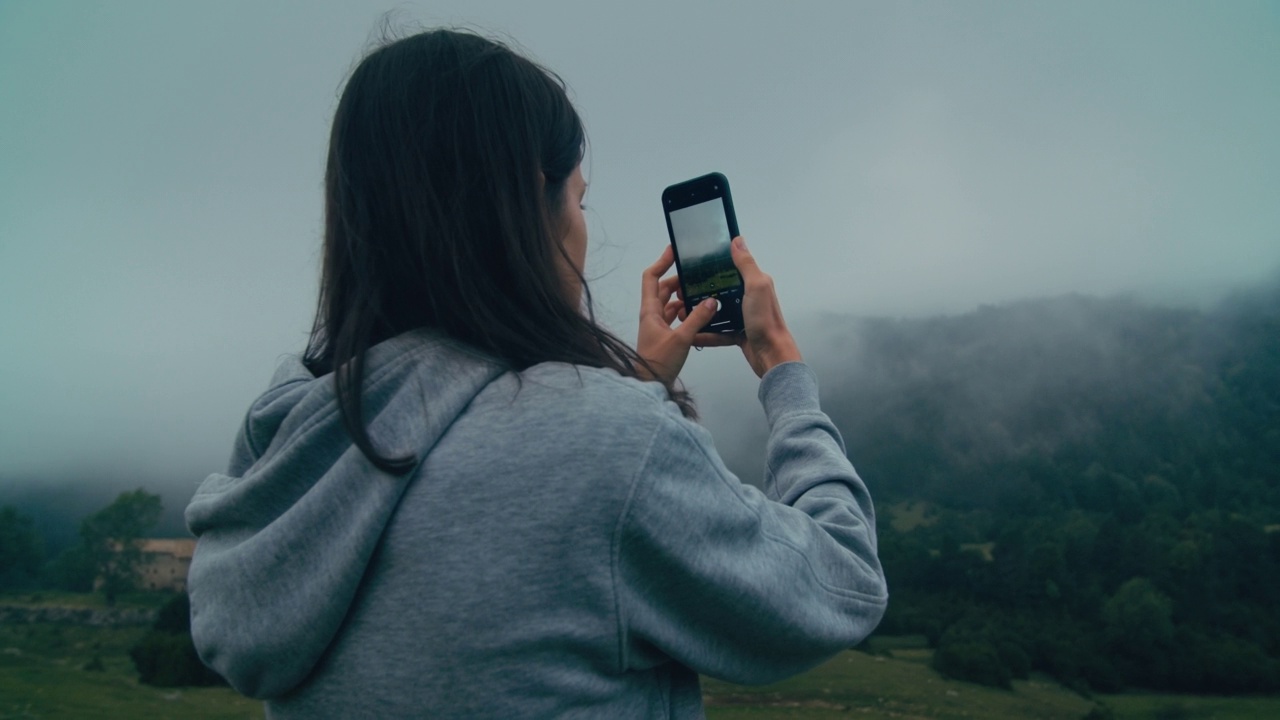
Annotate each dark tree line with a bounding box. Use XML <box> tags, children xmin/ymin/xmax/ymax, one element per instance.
<box><xmin>0</xmin><ymin>505</ymin><xmax>44</xmax><ymax>588</ymax></box>
<box><xmin>0</xmin><ymin>488</ymin><xmax>164</xmax><ymax>603</ymax></box>
<box><xmin>813</xmin><ymin>281</ymin><xmax>1280</xmax><ymax>692</ymax></box>
<box><xmin>1</xmin><ymin>490</ymin><xmax>221</xmax><ymax>687</ymax></box>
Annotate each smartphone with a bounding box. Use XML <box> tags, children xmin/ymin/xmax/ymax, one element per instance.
<box><xmin>661</xmin><ymin>172</ymin><xmax>745</xmax><ymax>334</ymax></box>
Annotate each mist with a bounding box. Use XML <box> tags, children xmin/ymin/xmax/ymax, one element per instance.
<box><xmin>2</xmin><ymin>1</ymin><xmax>1278</xmax><ymax>527</ymax></box>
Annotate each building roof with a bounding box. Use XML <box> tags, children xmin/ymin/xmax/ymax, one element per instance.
<box><xmin>137</xmin><ymin>538</ymin><xmax>197</xmax><ymax>559</ymax></box>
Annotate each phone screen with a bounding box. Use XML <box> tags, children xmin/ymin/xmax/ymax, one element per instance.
<box><xmin>663</xmin><ymin>172</ymin><xmax>744</xmax><ymax>333</ymax></box>
<box><xmin>668</xmin><ymin>198</ymin><xmax>743</xmax><ymax>301</ymax></box>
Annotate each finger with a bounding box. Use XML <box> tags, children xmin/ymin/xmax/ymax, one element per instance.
<box><xmin>648</xmin><ymin>245</ymin><xmax>675</xmax><ymax>278</ymax></box>
<box><xmin>658</xmin><ymin>275</ymin><xmax>681</xmax><ymax>305</ymax></box>
<box><xmin>641</xmin><ymin>246</ymin><xmax>676</xmax><ymax>316</ymax></box>
<box><xmin>662</xmin><ymin>298</ymin><xmax>682</xmax><ymax>325</ymax></box>
<box><xmin>729</xmin><ymin>236</ymin><xmax>762</xmax><ymax>283</ymax></box>
<box><xmin>657</xmin><ymin>273</ymin><xmax>686</xmax><ymax>301</ymax></box>
<box><xmin>676</xmin><ymin>298</ymin><xmax>719</xmax><ymax>340</ymax></box>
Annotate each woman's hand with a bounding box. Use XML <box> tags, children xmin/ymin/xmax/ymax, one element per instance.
<box><xmin>635</xmin><ymin>245</ymin><xmax>725</xmax><ymax>385</ymax></box>
<box><xmin>725</xmin><ymin>236</ymin><xmax>802</xmax><ymax>377</ymax></box>
<box><xmin>636</xmin><ymin>238</ymin><xmax>802</xmax><ymax>383</ymax></box>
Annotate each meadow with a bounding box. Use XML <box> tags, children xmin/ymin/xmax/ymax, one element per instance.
<box><xmin>4</xmin><ymin>608</ymin><xmax>1279</xmax><ymax>720</ymax></box>
<box><xmin>681</xmin><ymin>264</ymin><xmax>742</xmax><ymax>297</ymax></box>
<box><xmin>0</xmin><ymin>621</ymin><xmax>263</xmax><ymax>720</ymax></box>
<box><xmin>704</xmin><ymin>637</ymin><xmax>1280</xmax><ymax>719</ymax></box>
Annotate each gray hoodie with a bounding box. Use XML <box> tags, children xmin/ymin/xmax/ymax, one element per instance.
<box><xmin>186</xmin><ymin>328</ymin><xmax>887</xmax><ymax>719</ymax></box>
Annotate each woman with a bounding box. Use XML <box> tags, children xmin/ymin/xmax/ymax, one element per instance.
<box><xmin>186</xmin><ymin>28</ymin><xmax>886</xmax><ymax>719</ymax></box>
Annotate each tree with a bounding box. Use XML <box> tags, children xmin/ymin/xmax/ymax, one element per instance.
<box><xmin>0</xmin><ymin>505</ymin><xmax>44</xmax><ymax>590</ymax></box>
<box><xmin>45</xmin><ymin>544</ymin><xmax>95</xmax><ymax>592</ymax></box>
<box><xmin>1102</xmin><ymin>577</ymin><xmax>1176</xmax><ymax>686</ymax></box>
<box><xmin>1103</xmin><ymin>577</ymin><xmax>1174</xmax><ymax>649</ymax></box>
<box><xmin>80</xmin><ymin>489</ymin><xmax>163</xmax><ymax>605</ymax></box>
<box><xmin>932</xmin><ymin>637</ymin><xmax>1012</xmax><ymax>690</ymax></box>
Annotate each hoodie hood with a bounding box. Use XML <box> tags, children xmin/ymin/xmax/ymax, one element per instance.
<box><xmin>185</xmin><ymin>329</ymin><xmax>505</xmax><ymax>699</ymax></box>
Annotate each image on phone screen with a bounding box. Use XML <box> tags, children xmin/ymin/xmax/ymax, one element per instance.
<box><xmin>669</xmin><ymin>198</ymin><xmax>742</xmax><ymax>299</ymax></box>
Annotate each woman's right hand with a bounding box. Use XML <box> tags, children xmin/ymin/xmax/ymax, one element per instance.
<box><xmin>687</xmin><ymin>236</ymin><xmax>803</xmax><ymax>378</ymax></box>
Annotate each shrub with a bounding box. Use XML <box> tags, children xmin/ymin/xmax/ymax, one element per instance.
<box><xmin>128</xmin><ymin>593</ymin><xmax>225</xmax><ymax>687</ymax></box>
<box><xmin>995</xmin><ymin>639</ymin><xmax>1030</xmax><ymax>680</ymax></box>
<box><xmin>152</xmin><ymin>592</ymin><xmax>191</xmax><ymax>634</ymax></box>
<box><xmin>932</xmin><ymin>638</ymin><xmax>1012</xmax><ymax>689</ymax></box>
<box><xmin>1169</xmin><ymin>628</ymin><xmax>1280</xmax><ymax>693</ymax></box>
<box><xmin>129</xmin><ymin>630</ymin><xmax>224</xmax><ymax>687</ymax></box>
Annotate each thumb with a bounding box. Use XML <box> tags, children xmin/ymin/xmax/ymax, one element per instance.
<box><xmin>678</xmin><ymin>298</ymin><xmax>719</xmax><ymax>339</ymax></box>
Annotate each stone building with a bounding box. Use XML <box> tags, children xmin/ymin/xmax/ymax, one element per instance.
<box><xmin>134</xmin><ymin>538</ymin><xmax>196</xmax><ymax>593</ymax></box>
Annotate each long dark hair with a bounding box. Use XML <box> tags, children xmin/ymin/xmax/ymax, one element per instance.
<box><xmin>303</xmin><ymin>28</ymin><xmax>695</xmax><ymax>475</ymax></box>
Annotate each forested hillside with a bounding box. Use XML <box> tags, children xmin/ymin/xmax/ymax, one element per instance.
<box><xmin>807</xmin><ymin>281</ymin><xmax>1280</xmax><ymax>693</ymax></box>
<box><xmin>4</xmin><ymin>279</ymin><xmax>1277</xmax><ymax>697</ymax></box>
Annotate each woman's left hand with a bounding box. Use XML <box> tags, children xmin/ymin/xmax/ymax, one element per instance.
<box><xmin>635</xmin><ymin>245</ymin><xmax>737</xmax><ymax>385</ymax></box>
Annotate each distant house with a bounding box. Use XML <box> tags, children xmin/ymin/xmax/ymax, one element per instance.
<box><xmin>136</xmin><ymin>539</ymin><xmax>196</xmax><ymax>592</ymax></box>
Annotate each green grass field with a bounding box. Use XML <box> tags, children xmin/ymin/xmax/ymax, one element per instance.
<box><xmin>0</xmin><ymin>621</ymin><xmax>264</xmax><ymax>720</ymax></box>
<box><xmin>3</xmin><ymin>613</ymin><xmax>1279</xmax><ymax>719</ymax></box>
<box><xmin>684</xmin><ymin>268</ymin><xmax>742</xmax><ymax>298</ymax></box>
<box><xmin>703</xmin><ymin>639</ymin><xmax>1280</xmax><ymax>720</ymax></box>
<box><xmin>1104</xmin><ymin>694</ymin><xmax>1280</xmax><ymax>720</ymax></box>
<box><xmin>704</xmin><ymin>647</ymin><xmax>1098</xmax><ymax>719</ymax></box>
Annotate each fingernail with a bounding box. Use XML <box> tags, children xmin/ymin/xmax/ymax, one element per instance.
<box><xmin>734</xmin><ymin>236</ymin><xmax>746</xmax><ymax>250</ymax></box>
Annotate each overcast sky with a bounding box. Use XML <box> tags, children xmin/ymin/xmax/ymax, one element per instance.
<box><xmin>2</xmin><ymin>0</ymin><xmax>1278</xmax><ymax>493</ymax></box>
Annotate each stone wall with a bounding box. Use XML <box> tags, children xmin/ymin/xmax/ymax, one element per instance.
<box><xmin>0</xmin><ymin>604</ymin><xmax>159</xmax><ymax>626</ymax></box>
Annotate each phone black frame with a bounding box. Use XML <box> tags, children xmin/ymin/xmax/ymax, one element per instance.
<box><xmin>661</xmin><ymin>172</ymin><xmax>745</xmax><ymax>334</ymax></box>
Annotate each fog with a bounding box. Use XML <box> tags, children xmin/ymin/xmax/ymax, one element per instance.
<box><xmin>1</xmin><ymin>1</ymin><xmax>1277</xmax><ymax>523</ymax></box>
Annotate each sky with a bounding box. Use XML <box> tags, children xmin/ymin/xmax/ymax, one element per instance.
<box><xmin>670</xmin><ymin>198</ymin><xmax>733</xmax><ymax>263</ymax></box>
<box><xmin>2</xmin><ymin>0</ymin><xmax>1278</xmax><ymax>497</ymax></box>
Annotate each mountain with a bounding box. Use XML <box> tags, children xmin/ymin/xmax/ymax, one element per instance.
<box><xmin>808</xmin><ymin>286</ymin><xmax>1280</xmax><ymax>516</ymax></box>
<box><xmin>776</xmin><ymin>281</ymin><xmax>1280</xmax><ymax>693</ymax></box>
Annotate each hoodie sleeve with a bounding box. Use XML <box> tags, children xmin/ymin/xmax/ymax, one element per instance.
<box><xmin>614</xmin><ymin>362</ymin><xmax>887</xmax><ymax>684</ymax></box>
